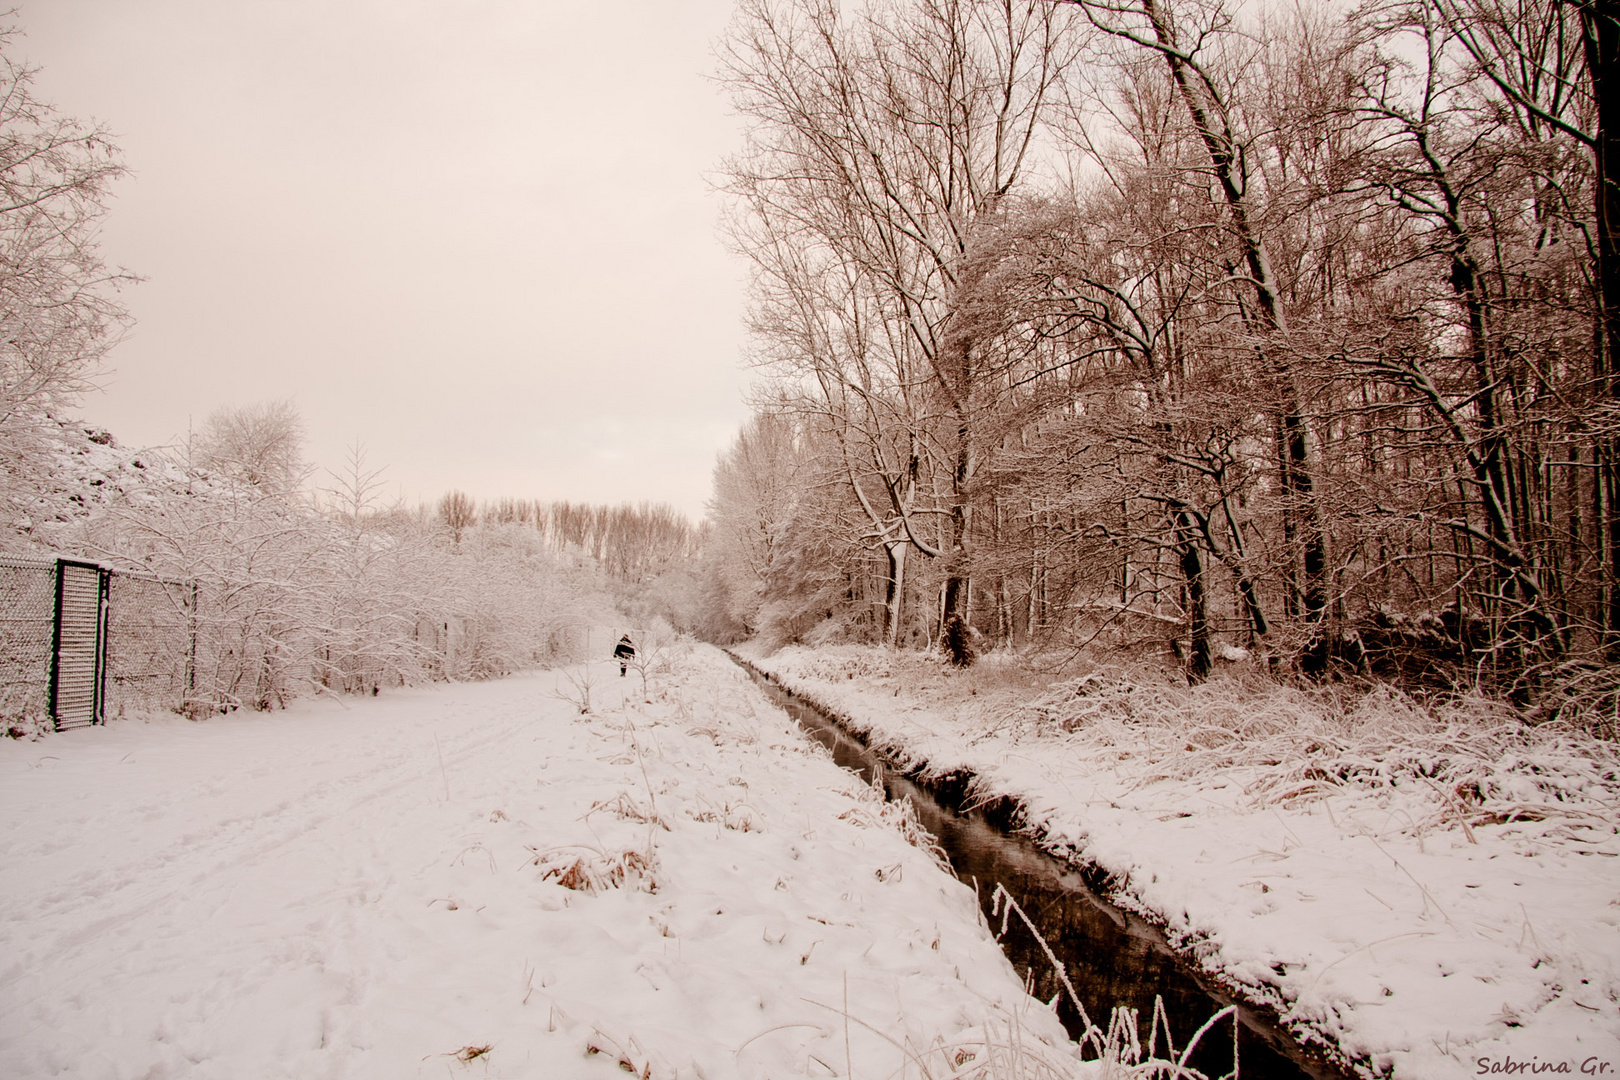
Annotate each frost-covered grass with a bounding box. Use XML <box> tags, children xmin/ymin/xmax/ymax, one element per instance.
<box><xmin>768</xmin><ymin>645</ymin><xmax>1620</xmax><ymax>850</ymax></box>
<box><xmin>742</xmin><ymin>642</ymin><xmax>1620</xmax><ymax>1080</ymax></box>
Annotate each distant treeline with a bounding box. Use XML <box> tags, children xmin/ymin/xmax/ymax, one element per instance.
<box><xmin>441</xmin><ymin>495</ymin><xmax>700</xmax><ymax>585</ymax></box>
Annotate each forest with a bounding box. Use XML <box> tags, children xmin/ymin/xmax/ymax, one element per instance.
<box><xmin>696</xmin><ymin>0</ymin><xmax>1619</xmax><ymax>721</ymax></box>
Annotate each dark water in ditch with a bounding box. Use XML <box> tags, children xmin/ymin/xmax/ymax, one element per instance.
<box><xmin>734</xmin><ymin>658</ymin><xmax>1355</xmax><ymax>1080</ymax></box>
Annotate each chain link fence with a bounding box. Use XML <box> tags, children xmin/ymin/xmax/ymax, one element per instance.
<box><xmin>105</xmin><ymin>572</ymin><xmax>193</xmax><ymax>718</ymax></box>
<box><xmin>0</xmin><ymin>555</ymin><xmax>57</xmax><ymax>723</ymax></box>
<box><xmin>0</xmin><ymin>555</ymin><xmax>194</xmax><ymax>731</ymax></box>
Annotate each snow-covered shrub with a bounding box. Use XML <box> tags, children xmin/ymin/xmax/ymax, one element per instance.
<box><xmin>1531</xmin><ymin>660</ymin><xmax>1620</xmax><ymax>740</ymax></box>
<box><xmin>14</xmin><ymin>426</ymin><xmax>619</xmax><ymax>714</ymax></box>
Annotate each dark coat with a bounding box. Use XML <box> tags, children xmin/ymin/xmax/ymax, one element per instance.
<box><xmin>613</xmin><ymin>636</ymin><xmax>636</xmax><ymax>660</ymax></box>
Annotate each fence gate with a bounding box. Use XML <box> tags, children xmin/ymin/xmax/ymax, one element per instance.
<box><xmin>2</xmin><ymin>556</ymin><xmax>193</xmax><ymax>731</ymax></box>
<box><xmin>48</xmin><ymin>559</ymin><xmax>108</xmax><ymax>730</ymax></box>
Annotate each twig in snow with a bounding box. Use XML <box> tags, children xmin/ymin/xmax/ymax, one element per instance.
<box><xmin>1362</xmin><ymin>834</ymin><xmax>1459</xmax><ymax>931</ymax></box>
<box><xmin>990</xmin><ymin>884</ymin><xmax>1097</xmax><ymax>1041</ymax></box>
<box><xmin>1306</xmin><ymin>930</ymin><xmax>1438</xmax><ymax>994</ymax></box>
<box><xmin>734</xmin><ymin>1022</ymin><xmax>832</xmax><ymax>1061</ymax></box>
<box><xmin>421</xmin><ymin>1043</ymin><xmax>491</xmax><ymax>1066</ymax></box>
<box><xmin>843</xmin><ymin>971</ymin><xmax>852</xmax><ymax>1080</ymax></box>
<box><xmin>1519</xmin><ymin>903</ymin><xmax>1544</xmax><ymax>951</ymax></box>
<box><xmin>452</xmin><ymin>842</ymin><xmax>496</xmax><ymax>872</ymax></box>
<box><xmin>433</xmin><ymin>731</ymin><xmax>449</xmax><ymax>801</ymax></box>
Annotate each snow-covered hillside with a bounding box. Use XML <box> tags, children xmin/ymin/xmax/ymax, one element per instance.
<box><xmin>0</xmin><ymin>415</ymin><xmax>189</xmax><ymax>556</ymax></box>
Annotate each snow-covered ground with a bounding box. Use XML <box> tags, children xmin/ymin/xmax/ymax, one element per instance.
<box><xmin>739</xmin><ymin>644</ymin><xmax>1620</xmax><ymax>1079</ymax></box>
<box><xmin>0</xmin><ymin>645</ymin><xmax>1085</xmax><ymax>1079</ymax></box>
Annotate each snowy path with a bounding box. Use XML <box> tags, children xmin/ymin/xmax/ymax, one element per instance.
<box><xmin>0</xmin><ymin>646</ymin><xmax>1076</xmax><ymax>1079</ymax></box>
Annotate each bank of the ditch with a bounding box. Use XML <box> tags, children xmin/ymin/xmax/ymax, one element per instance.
<box><xmin>734</xmin><ymin>643</ymin><xmax>1620</xmax><ymax>1078</ymax></box>
<box><xmin>728</xmin><ymin>652</ymin><xmax>1361</xmax><ymax>1080</ymax></box>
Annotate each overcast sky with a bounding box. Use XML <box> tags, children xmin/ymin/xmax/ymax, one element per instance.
<box><xmin>20</xmin><ymin>0</ymin><xmax>752</xmax><ymax>521</ymax></box>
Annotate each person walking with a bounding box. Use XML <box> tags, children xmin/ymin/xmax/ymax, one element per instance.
<box><xmin>614</xmin><ymin>634</ymin><xmax>636</xmax><ymax>677</ymax></box>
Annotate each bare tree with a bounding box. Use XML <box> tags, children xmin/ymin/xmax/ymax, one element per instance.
<box><xmin>1059</xmin><ymin>0</ymin><xmax>1330</xmax><ymax>627</ymax></box>
<box><xmin>322</xmin><ymin>439</ymin><xmax>388</xmax><ymax>524</ymax></box>
<box><xmin>438</xmin><ymin>490</ymin><xmax>477</xmax><ymax>546</ymax></box>
<box><xmin>0</xmin><ymin>30</ymin><xmax>130</xmax><ymax>422</ymax></box>
<box><xmin>1408</xmin><ymin>0</ymin><xmax>1618</xmax><ymax>655</ymax></box>
<box><xmin>721</xmin><ymin>0</ymin><xmax>1079</xmax><ymax>664</ymax></box>
<box><xmin>706</xmin><ymin>410</ymin><xmax>804</xmax><ymax>635</ymax></box>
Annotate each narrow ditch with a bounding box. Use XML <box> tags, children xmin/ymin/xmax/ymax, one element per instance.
<box><xmin>731</xmin><ymin>653</ymin><xmax>1359</xmax><ymax>1080</ymax></box>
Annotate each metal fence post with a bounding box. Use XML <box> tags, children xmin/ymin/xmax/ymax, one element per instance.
<box><xmin>95</xmin><ymin>567</ymin><xmax>109</xmax><ymax>725</ymax></box>
<box><xmin>46</xmin><ymin>559</ymin><xmax>63</xmax><ymax>727</ymax></box>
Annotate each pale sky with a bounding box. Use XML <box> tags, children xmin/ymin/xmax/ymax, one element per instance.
<box><xmin>21</xmin><ymin>0</ymin><xmax>753</xmax><ymax>521</ymax></box>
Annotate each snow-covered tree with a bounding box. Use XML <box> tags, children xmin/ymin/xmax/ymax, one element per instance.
<box><xmin>0</xmin><ymin>29</ymin><xmax>132</xmax><ymax>541</ymax></box>
<box><xmin>193</xmin><ymin>400</ymin><xmax>310</xmax><ymax>497</ymax></box>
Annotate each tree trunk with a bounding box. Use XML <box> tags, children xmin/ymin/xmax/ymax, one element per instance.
<box><xmin>882</xmin><ymin>541</ymin><xmax>907</xmax><ymax>647</ymax></box>
<box><xmin>1583</xmin><ymin>0</ymin><xmax>1620</xmax><ymax>653</ymax></box>
<box><xmin>941</xmin><ymin>402</ymin><xmax>976</xmax><ymax>666</ymax></box>
<box><xmin>1176</xmin><ymin>507</ymin><xmax>1212</xmax><ymax>681</ymax></box>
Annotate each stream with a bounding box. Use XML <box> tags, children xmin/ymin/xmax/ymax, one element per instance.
<box><xmin>732</xmin><ymin>655</ymin><xmax>1357</xmax><ymax>1080</ymax></box>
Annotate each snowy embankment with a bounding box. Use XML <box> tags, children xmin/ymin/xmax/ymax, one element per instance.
<box><xmin>738</xmin><ymin>644</ymin><xmax>1620</xmax><ymax>1079</ymax></box>
<box><xmin>0</xmin><ymin>644</ymin><xmax>1083</xmax><ymax>1079</ymax></box>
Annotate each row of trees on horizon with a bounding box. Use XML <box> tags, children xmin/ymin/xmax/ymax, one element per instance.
<box><xmin>440</xmin><ymin>491</ymin><xmax>700</xmax><ymax>584</ymax></box>
<box><xmin>697</xmin><ymin>0</ymin><xmax>1619</xmax><ymax>697</ymax></box>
